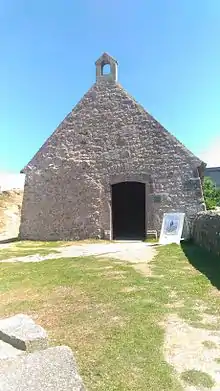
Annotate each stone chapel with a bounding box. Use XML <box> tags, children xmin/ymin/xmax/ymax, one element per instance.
<box><xmin>19</xmin><ymin>53</ymin><xmax>206</xmax><ymax>240</ymax></box>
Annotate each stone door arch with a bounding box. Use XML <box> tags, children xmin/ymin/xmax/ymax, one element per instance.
<box><xmin>100</xmin><ymin>173</ymin><xmax>154</xmax><ymax>240</ymax></box>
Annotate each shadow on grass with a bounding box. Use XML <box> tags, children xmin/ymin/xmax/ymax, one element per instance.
<box><xmin>181</xmin><ymin>242</ymin><xmax>220</xmax><ymax>291</ymax></box>
<box><xmin>0</xmin><ymin>237</ymin><xmax>18</xmax><ymax>244</ymax></box>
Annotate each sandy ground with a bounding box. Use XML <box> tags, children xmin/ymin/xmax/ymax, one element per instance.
<box><xmin>0</xmin><ymin>190</ymin><xmax>23</xmax><ymax>240</ymax></box>
<box><xmin>164</xmin><ymin>314</ymin><xmax>220</xmax><ymax>391</ymax></box>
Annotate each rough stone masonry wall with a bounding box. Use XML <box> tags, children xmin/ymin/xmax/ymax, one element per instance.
<box><xmin>20</xmin><ymin>79</ymin><xmax>205</xmax><ymax>241</ymax></box>
<box><xmin>193</xmin><ymin>211</ymin><xmax>220</xmax><ymax>255</ymax></box>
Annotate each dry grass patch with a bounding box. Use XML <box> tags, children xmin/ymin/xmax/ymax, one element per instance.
<box><xmin>202</xmin><ymin>340</ymin><xmax>218</xmax><ymax>349</ymax></box>
<box><xmin>0</xmin><ymin>239</ymin><xmax>111</xmax><ymax>261</ymax></box>
<box><xmin>0</xmin><ymin>246</ymin><xmax>59</xmax><ymax>261</ymax></box>
<box><xmin>132</xmin><ymin>262</ymin><xmax>152</xmax><ymax>276</ymax></box>
<box><xmin>165</xmin><ymin>299</ymin><xmax>185</xmax><ymax>309</ymax></box>
<box><xmin>14</xmin><ymin>239</ymin><xmax>110</xmax><ymax>248</ymax></box>
<box><xmin>120</xmin><ymin>286</ymin><xmax>146</xmax><ymax>293</ymax></box>
<box><xmin>103</xmin><ymin>270</ymin><xmax>128</xmax><ymax>276</ymax></box>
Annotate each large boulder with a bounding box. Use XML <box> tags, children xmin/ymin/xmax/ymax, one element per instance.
<box><xmin>0</xmin><ymin>346</ymin><xmax>86</xmax><ymax>391</ymax></box>
<box><xmin>0</xmin><ymin>314</ymin><xmax>48</xmax><ymax>352</ymax></box>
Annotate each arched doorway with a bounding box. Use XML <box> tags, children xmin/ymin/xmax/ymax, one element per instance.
<box><xmin>111</xmin><ymin>182</ymin><xmax>146</xmax><ymax>240</ymax></box>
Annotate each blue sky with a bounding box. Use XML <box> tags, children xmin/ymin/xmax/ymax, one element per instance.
<box><xmin>1</xmin><ymin>0</ymin><xmax>220</xmax><ymax>172</ymax></box>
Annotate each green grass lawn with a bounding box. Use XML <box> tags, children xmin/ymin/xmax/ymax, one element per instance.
<box><xmin>181</xmin><ymin>369</ymin><xmax>215</xmax><ymax>388</ymax></box>
<box><xmin>1</xmin><ymin>242</ymin><xmax>220</xmax><ymax>390</ymax></box>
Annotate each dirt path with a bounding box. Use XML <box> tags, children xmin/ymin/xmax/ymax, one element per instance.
<box><xmin>0</xmin><ymin>242</ymin><xmax>157</xmax><ymax>265</ymax></box>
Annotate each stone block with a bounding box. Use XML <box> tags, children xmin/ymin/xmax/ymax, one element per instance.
<box><xmin>0</xmin><ymin>340</ymin><xmax>25</xmax><ymax>360</ymax></box>
<box><xmin>0</xmin><ymin>346</ymin><xmax>86</xmax><ymax>391</ymax></box>
<box><xmin>0</xmin><ymin>314</ymin><xmax>48</xmax><ymax>352</ymax></box>
<box><xmin>153</xmin><ymin>194</ymin><xmax>162</xmax><ymax>203</ymax></box>
<box><xmin>151</xmin><ymin>193</ymin><xmax>170</xmax><ymax>203</ymax></box>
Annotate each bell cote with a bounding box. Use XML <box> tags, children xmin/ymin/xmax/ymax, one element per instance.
<box><xmin>95</xmin><ymin>52</ymin><xmax>118</xmax><ymax>83</ymax></box>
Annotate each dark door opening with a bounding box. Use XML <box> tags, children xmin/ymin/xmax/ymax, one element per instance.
<box><xmin>112</xmin><ymin>181</ymin><xmax>145</xmax><ymax>240</ymax></box>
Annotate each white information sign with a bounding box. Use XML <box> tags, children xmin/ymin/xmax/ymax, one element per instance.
<box><xmin>159</xmin><ymin>213</ymin><xmax>185</xmax><ymax>245</ymax></box>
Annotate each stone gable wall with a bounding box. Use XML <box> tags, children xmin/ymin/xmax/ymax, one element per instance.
<box><xmin>192</xmin><ymin>211</ymin><xmax>220</xmax><ymax>255</ymax></box>
<box><xmin>19</xmin><ymin>80</ymin><xmax>205</xmax><ymax>240</ymax></box>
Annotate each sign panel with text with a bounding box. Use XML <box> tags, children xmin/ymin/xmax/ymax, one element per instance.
<box><xmin>159</xmin><ymin>213</ymin><xmax>185</xmax><ymax>245</ymax></box>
